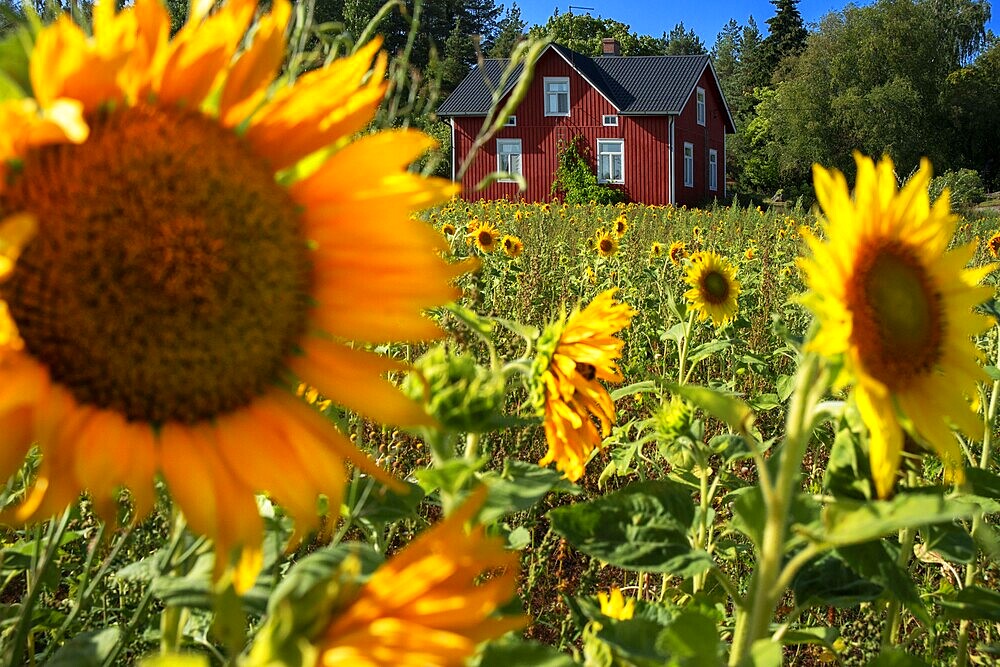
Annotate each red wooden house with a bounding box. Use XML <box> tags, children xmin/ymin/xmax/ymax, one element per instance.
<box><xmin>436</xmin><ymin>39</ymin><xmax>736</xmax><ymax>206</ymax></box>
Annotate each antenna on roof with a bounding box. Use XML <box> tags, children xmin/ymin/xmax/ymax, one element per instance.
<box><xmin>568</xmin><ymin>5</ymin><xmax>594</xmax><ymax>13</ymax></box>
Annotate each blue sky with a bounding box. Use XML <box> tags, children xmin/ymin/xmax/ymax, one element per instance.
<box><xmin>511</xmin><ymin>1</ymin><xmax>997</xmax><ymax>47</ymax></box>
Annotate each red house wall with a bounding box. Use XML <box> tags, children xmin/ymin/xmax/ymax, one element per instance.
<box><xmin>673</xmin><ymin>67</ymin><xmax>728</xmax><ymax>207</ymax></box>
<box><xmin>450</xmin><ymin>49</ymin><xmax>728</xmax><ymax>206</ymax></box>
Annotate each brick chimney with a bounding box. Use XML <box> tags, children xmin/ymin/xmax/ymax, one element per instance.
<box><xmin>601</xmin><ymin>37</ymin><xmax>620</xmax><ymax>56</ymax></box>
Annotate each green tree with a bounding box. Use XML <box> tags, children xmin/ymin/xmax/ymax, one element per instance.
<box><xmin>757</xmin><ymin>0</ymin><xmax>992</xmax><ymax>190</ymax></box>
<box><xmin>487</xmin><ymin>2</ymin><xmax>525</xmax><ymax>57</ymax></box>
<box><xmin>944</xmin><ymin>37</ymin><xmax>1000</xmax><ymax>187</ymax></box>
<box><xmin>762</xmin><ymin>0</ymin><xmax>807</xmax><ymax>78</ymax></box>
<box><xmin>527</xmin><ymin>10</ymin><xmax>666</xmax><ymax>56</ymax></box>
<box><xmin>662</xmin><ymin>21</ymin><xmax>706</xmax><ymax>55</ymax></box>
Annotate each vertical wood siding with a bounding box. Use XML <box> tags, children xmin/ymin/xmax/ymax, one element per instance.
<box><xmin>451</xmin><ymin>51</ymin><xmax>728</xmax><ymax>206</ymax></box>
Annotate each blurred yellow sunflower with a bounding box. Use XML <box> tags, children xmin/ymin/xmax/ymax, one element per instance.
<box><xmin>316</xmin><ymin>486</ymin><xmax>524</xmax><ymax>666</ymax></box>
<box><xmin>594</xmin><ymin>230</ymin><xmax>619</xmax><ymax>258</ymax></box>
<box><xmin>470</xmin><ymin>221</ymin><xmax>500</xmax><ymax>253</ymax></box>
<box><xmin>684</xmin><ymin>251</ymin><xmax>741</xmax><ymax>326</ymax></box>
<box><xmin>650</xmin><ymin>241</ymin><xmax>663</xmax><ymax>258</ymax></box>
<box><xmin>669</xmin><ymin>240</ymin><xmax>687</xmax><ymax>265</ymax></box>
<box><xmin>987</xmin><ymin>232</ymin><xmax>1000</xmax><ymax>258</ymax></box>
<box><xmin>614</xmin><ymin>215</ymin><xmax>628</xmax><ymax>236</ymax></box>
<box><xmin>502</xmin><ymin>234</ymin><xmax>524</xmax><ymax>258</ymax></box>
<box><xmin>0</xmin><ymin>0</ymin><xmax>465</xmax><ymax>591</ymax></box>
<box><xmin>531</xmin><ymin>290</ymin><xmax>635</xmax><ymax>481</ymax></box>
<box><xmin>598</xmin><ymin>587</ymin><xmax>635</xmax><ymax>621</ymax></box>
<box><xmin>441</xmin><ymin>222</ymin><xmax>457</xmax><ymax>237</ymax></box>
<box><xmin>800</xmin><ymin>154</ymin><xmax>994</xmax><ymax>497</ymax></box>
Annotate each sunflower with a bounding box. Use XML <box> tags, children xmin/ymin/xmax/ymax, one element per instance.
<box><xmin>614</xmin><ymin>215</ymin><xmax>628</xmax><ymax>237</ymax></box>
<box><xmin>531</xmin><ymin>290</ymin><xmax>635</xmax><ymax>481</ymax></box>
<box><xmin>684</xmin><ymin>251</ymin><xmax>741</xmax><ymax>326</ymax></box>
<box><xmin>502</xmin><ymin>234</ymin><xmax>524</xmax><ymax>258</ymax></box>
<box><xmin>598</xmin><ymin>587</ymin><xmax>635</xmax><ymax>621</ymax></box>
<box><xmin>314</xmin><ymin>486</ymin><xmax>524</xmax><ymax>666</ymax></box>
<box><xmin>800</xmin><ymin>154</ymin><xmax>994</xmax><ymax>497</ymax></box>
<box><xmin>469</xmin><ymin>221</ymin><xmax>500</xmax><ymax>253</ymax></box>
<box><xmin>745</xmin><ymin>246</ymin><xmax>756</xmax><ymax>260</ymax></box>
<box><xmin>0</xmin><ymin>0</ymin><xmax>466</xmax><ymax>591</ymax></box>
<box><xmin>987</xmin><ymin>232</ymin><xmax>1000</xmax><ymax>258</ymax></box>
<box><xmin>594</xmin><ymin>229</ymin><xmax>619</xmax><ymax>258</ymax></box>
<box><xmin>441</xmin><ymin>222</ymin><xmax>457</xmax><ymax>237</ymax></box>
<box><xmin>668</xmin><ymin>240</ymin><xmax>687</xmax><ymax>265</ymax></box>
<box><xmin>650</xmin><ymin>241</ymin><xmax>663</xmax><ymax>258</ymax></box>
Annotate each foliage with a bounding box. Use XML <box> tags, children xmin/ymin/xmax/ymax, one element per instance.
<box><xmin>550</xmin><ymin>136</ymin><xmax>628</xmax><ymax>205</ymax></box>
<box><xmin>762</xmin><ymin>0</ymin><xmax>808</xmax><ymax>76</ymax></box>
<box><xmin>486</xmin><ymin>2</ymin><xmax>526</xmax><ymax>58</ymax></box>
<box><xmin>929</xmin><ymin>168</ymin><xmax>986</xmax><ymax>209</ymax></box>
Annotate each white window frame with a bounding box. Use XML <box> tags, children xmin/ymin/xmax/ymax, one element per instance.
<box><xmin>708</xmin><ymin>149</ymin><xmax>718</xmax><ymax>191</ymax></box>
<box><xmin>683</xmin><ymin>142</ymin><xmax>694</xmax><ymax>188</ymax></box>
<box><xmin>496</xmin><ymin>138</ymin><xmax>522</xmax><ymax>181</ymax></box>
<box><xmin>504</xmin><ymin>115</ymin><xmax>517</xmax><ymax>126</ymax></box>
<box><xmin>544</xmin><ymin>77</ymin><xmax>570</xmax><ymax>117</ymax></box>
<box><xmin>597</xmin><ymin>139</ymin><xmax>624</xmax><ymax>184</ymax></box>
<box><xmin>602</xmin><ymin>115</ymin><xmax>619</xmax><ymax>126</ymax></box>
<box><xmin>696</xmin><ymin>87</ymin><xmax>706</xmax><ymax>126</ymax></box>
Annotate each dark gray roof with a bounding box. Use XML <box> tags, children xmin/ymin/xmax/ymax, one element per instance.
<box><xmin>437</xmin><ymin>43</ymin><xmax>732</xmax><ymax>127</ymax></box>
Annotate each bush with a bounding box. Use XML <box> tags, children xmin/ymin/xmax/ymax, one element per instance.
<box><xmin>550</xmin><ymin>136</ymin><xmax>629</xmax><ymax>205</ymax></box>
<box><xmin>929</xmin><ymin>168</ymin><xmax>986</xmax><ymax>209</ymax></box>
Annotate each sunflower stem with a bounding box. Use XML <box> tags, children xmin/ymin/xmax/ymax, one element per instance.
<box><xmin>729</xmin><ymin>354</ymin><xmax>825</xmax><ymax>665</ymax></box>
<box><xmin>882</xmin><ymin>471</ymin><xmax>918</xmax><ymax>649</ymax></box>
<box><xmin>955</xmin><ymin>327</ymin><xmax>1000</xmax><ymax>667</ymax></box>
<box><xmin>677</xmin><ymin>309</ymin><xmax>696</xmax><ymax>386</ymax></box>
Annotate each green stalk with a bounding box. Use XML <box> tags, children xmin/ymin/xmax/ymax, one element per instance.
<box><xmin>677</xmin><ymin>310</ymin><xmax>696</xmax><ymax>386</ymax></box>
<box><xmin>729</xmin><ymin>355</ymin><xmax>825</xmax><ymax>665</ymax></box>
<box><xmin>882</xmin><ymin>471</ymin><xmax>918</xmax><ymax>649</ymax></box>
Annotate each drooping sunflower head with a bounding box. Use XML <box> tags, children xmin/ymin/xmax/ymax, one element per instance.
<box><xmin>594</xmin><ymin>229</ymin><xmax>619</xmax><ymax>258</ymax></box>
<box><xmin>532</xmin><ymin>290</ymin><xmax>635</xmax><ymax>481</ymax></box>
<box><xmin>614</xmin><ymin>215</ymin><xmax>628</xmax><ymax>236</ymax></box>
<box><xmin>441</xmin><ymin>222</ymin><xmax>457</xmax><ymax>237</ymax></box>
<box><xmin>0</xmin><ymin>0</ymin><xmax>465</xmax><ymax>590</ymax></box>
<box><xmin>799</xmin><ymin>153</ymin><xmax>995</xmax><ymax>497</ymax></box>
<box><xmin>650</xmin><ymin>241</ymin><xmax>663</xmax><ymax>258</ymax></box>
<box><xmin>470</xmin><ymin>221</ymin><xmax>500</xmax><ymax>253</ymax></box>
<box><xmin>502</xmin><ymin>234</ymin><xmax>524</xmax><ymax>257</ymax></box>
<box><xmin>683</xmin><ymin>251</ymin><xmax>741</xmax><ymax>326</ymax></box>
<box><xmin>987</xmin><ymin>232</ymin><xmax>1000</xmax><ymax>258</ymax></box>
<box><xmin>669</xmin><ymin>240</ymin><xmax>687</xmax><ymax>265</ymax></box>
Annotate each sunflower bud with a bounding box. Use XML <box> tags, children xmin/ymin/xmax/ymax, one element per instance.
<box><xmin>403</xmin><ymin>345</ymin><xmax>507</xmax><ymax>432</ymax></box>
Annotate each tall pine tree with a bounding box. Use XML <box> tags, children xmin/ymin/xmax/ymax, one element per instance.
<box><xmin>762</xmin><ymin>0</ymin><xmax>808</xmax><ymax>79</ymax></box>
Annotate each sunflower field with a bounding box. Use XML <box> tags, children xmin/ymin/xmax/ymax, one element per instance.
<box><xmin>3</xmin><ymin>1</ymin><xmax>1000</xmax><ymax>666</ymax></box>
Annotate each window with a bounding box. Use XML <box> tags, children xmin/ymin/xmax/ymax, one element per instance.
<box><xmin>597</xmin><ymin>139</ymin><xmax>624</xmax><ymax>184</ymax></box>
<box><xmin>602</xmin><ymin>115</ymin><xmax>619</xmax><ymax>126</ymax></box>
<box><xmin>696</xmin><ymin>87</ymin><xmax>706</xmax><ymax>126</ymax></box>
<box><xmin>497</xmin><ymin>139</ymin><xmax>522</xmax><ymax>180</ymax></box>
<box><xmin>683</xmin><ymin>142</ymin><xmax>694</xmax><ymax>188</ymax></box>
<box><xmin>544</xmin><ymin>77</ymin><xmax>570</xmax><ymax>116</ymax></box>
<box><xmin>709</xmin><ymin>149</ymin><xmax>718</xmax><ymax>191</ymax></box>
<box><xmin>504</xmin><ymin>115</ymin><xmax>517</xmax><ymax>126</ymax></box>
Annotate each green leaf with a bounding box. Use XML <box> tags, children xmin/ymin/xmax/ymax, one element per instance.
<box><xmin>823</xmin><ymin>426</ymin><xmax>873</xmax><ymax>500</ymax></box>
<box><xmin>792</xmin><ymin>552</ymin><xmax>882</xmax><ymax>608</ymax></box>
<box><xmin>777</xmin><ymin>626</ymin><xmax>841</xmax><ymax>650</ymax></box>
<box><xmin>139</xmin><ymin>656</ymin><xmax>211</xmax><ymax>667</ymax></box>
<box><xmin>654</xmin><ymin>608</ymin><xmax>722</xmax><ymax>667</ymax></box>
<box><xmin>549</xmin><ymin>480</ymin><xmax>711</xmax><ymax>576</ymax></box>
<box><xmin>839</xmin><ymin>541</ymin><xmax>930</xmax><ymax>626</ymax></box>
<box><xmin>348</xmin><ymin>477</ymin><xmax>425</xmax><ymax>530</ymax></box>
<box><xmin>805</xmin><ymin>493</ymin><xmax>973</xmax><ymax>548</ymax></box>
<box><xmin>667</xmin><ymin>383</ymin><xmax>755</xmax><ymax>437</ymax></box>
<box><xmin>610</xmin><ymin>380</ymin><xmax>658</xmax><ymax>401</ymax></box>
<box><xmin>47</xmin><ymin>628</ymin><xmax>121</xmax><ymax>667</ymax></box>
<box><xmin>480</xmin><ymin>460</ymin><xmax>579</xmax><ymax>524</ymax></box>
<box><xmin>940</xmin><ymin>585</ymin><xmax>1000</xmax><ymax>621</ymax></box>
<box><xmin>596</xmin><ymin>618</ymin><xmax>670</xmax><ymax>666</ymax></box>
<box><xmin>0</xmin><ymin>27</ymin><xmax>31</xmax><ymax>99</ymax></box>
<box><xmin>267</xmin><ymin>545</ymin><xmax>382</xmax><ymax>615</ymax></box>
<box><xmin>476</xmin><ymin>638</ymin><xmax>576</xmax><ymax>667</ymax></box>
<box><xmin>687</xmin><ymin>339</ymin><xmax>733</xmax><ymax>364</ymax></box>
<box><xmin>414</xmin><ymin>458</ymin><xmax>483</xmax><ymax>496</ymax></box>
<box><xmin>748</xmin><ymin>640</ymin><xmax>782</xmax><ymax>667</ymax></box>
<box><xmin>507</xmin><ymin>525</ymin><xmax>531</xmax><ymax>549</ymax></box>
<box><xmin>920</xmin><ymin>522</ymin><xmax>975</xmax><ymax>564</ymax></box>
<box><xmin>728</xmin><ymin>487</ymin><xmax>818</xmax><ymax>549</ymax></box>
